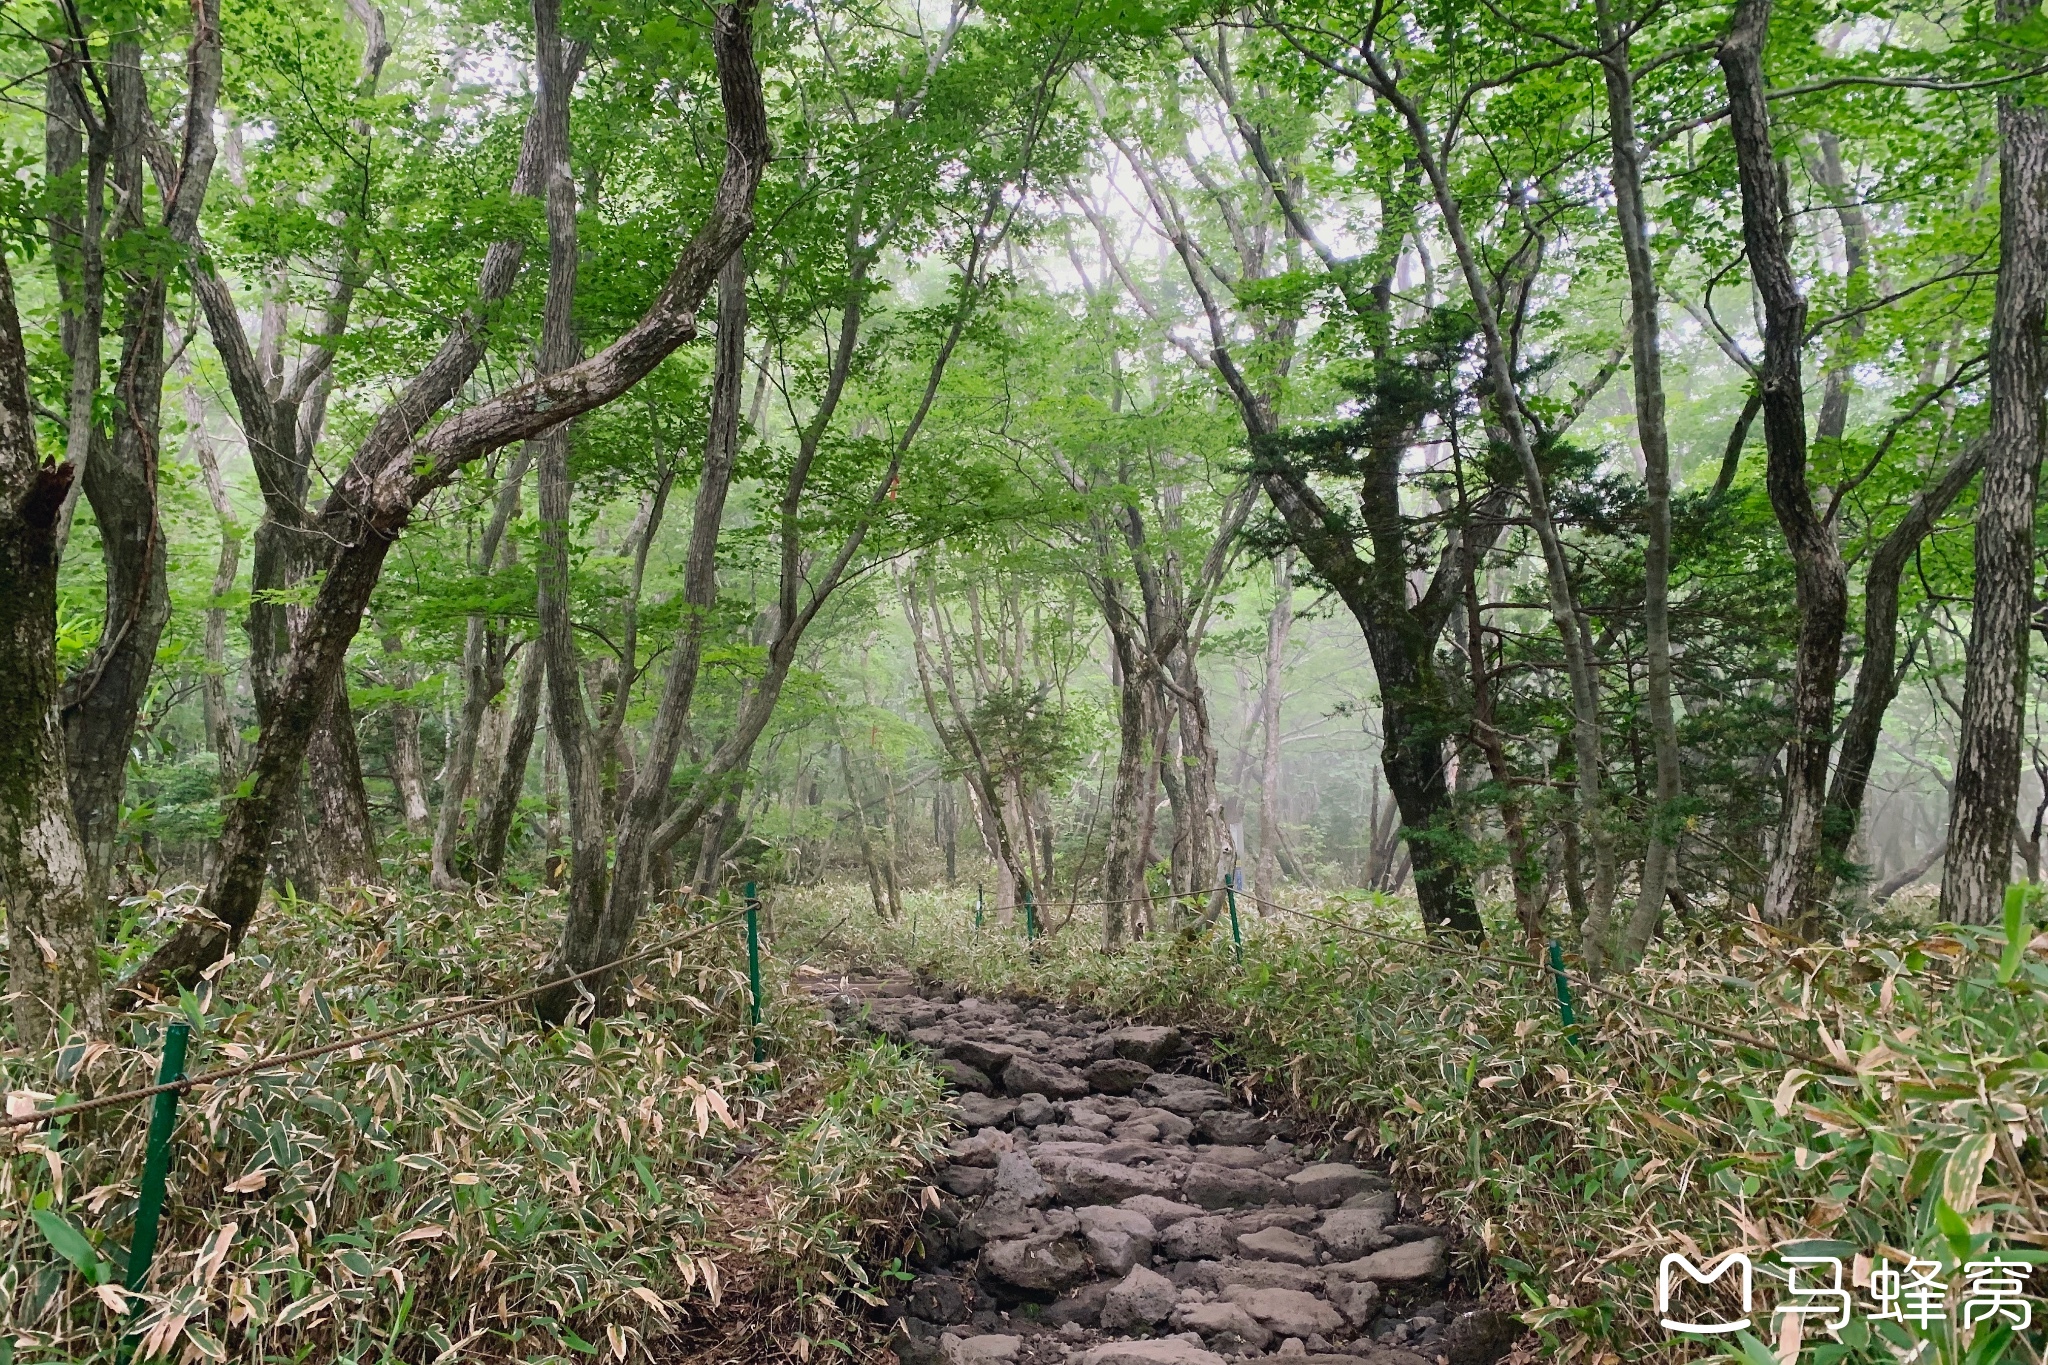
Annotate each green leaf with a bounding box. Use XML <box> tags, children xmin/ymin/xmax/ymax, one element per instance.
<box><xmin>1998</xmin><ymin>884</ymin><xmax>2028</xmax><ymax>984</ymax></box>
<box><xmin>1728</xmin><ymin>1329</ymin><xmax>1782</xmax><ymax>1365</ymax></box>
<box><xmin>33</xmin><ymin>1209</ymin><xmax>107</xmax><ymax>1285</ymax></box>
<box><xmin>1939</xmin><ymin>1132</ymin><xmax>1996</xmax><ymax>1215</ymax></box>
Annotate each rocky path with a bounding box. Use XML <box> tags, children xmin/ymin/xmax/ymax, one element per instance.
<box><xmin>817</xmin><ymin>977</ymin><xmax>1520</xmax><ymax>1365</ymax></box>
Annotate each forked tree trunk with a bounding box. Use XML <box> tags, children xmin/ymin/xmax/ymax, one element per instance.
<box><xmin>62</xmin><ymin>38</ymin><xmax>183</xmax><ymax>909</ymax></box>
<box><xmin>1254</xmin><ymin>409</ymin><xmax>1491</xmax><ymax>937</ymax></box>
<box><xmin>1365</xmin><ymin>62</ymin><xmax>1613</xmax><ymax>957</ymax></box>
<box><xmin>434</xmin><ymin>453</ymin><xmax>530</xmax><ymax>889</ymax></box>
<box><xmin>1721</xmin><ymin>0</ymin><xmax>1847</xmax><ymax>933</ymax></box>
<box><xmin>1945</xmin><ymin>0</ymin><xmax>2048</xmax><ymax>925</ymax></box>
<box><xmin>536</xmin><ymin>231</ymin><xmax>746</xmax><ymax>1020</ymax></box>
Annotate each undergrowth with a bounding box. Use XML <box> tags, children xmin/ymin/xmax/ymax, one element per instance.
<box><xmin>782</xmin><ymin>881</ymin><xmax>2048</xmax><ymax>1364</ymax></box>
<box><xmin>0</xmin><ymin>884</ymin><xmax>949</xmax><ymax>1363</ymax></box>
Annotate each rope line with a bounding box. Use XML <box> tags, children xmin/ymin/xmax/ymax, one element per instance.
<box><xmin>4</xmin><ymin>913</ymin><xmax>744</xmax><ymax>1131</ymax></box>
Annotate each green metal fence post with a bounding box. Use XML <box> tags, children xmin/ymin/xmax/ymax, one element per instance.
<box><xmin>1225</xmin><ymin>872</ymin><xmax>1243</xmax><ymax>962</ymax></box>
<box><xmin>975</xmin><ymin>884</ymin><xmax>984</xmax><ymax>930</ymax></box>
<box><xmin>744</xmin><ymin>883</ymin><xmax>764</xmax><ymax>1064</ymax></box>
<box><xmin>1547</xmin><ymin>940</ymin><xmax>1580</xmax><ymax>1047</ymax></box>
<box><xmin>1024</xmin><ymin>888</ymin><xmax>1036</xmax><ymax>944</ymax></box>
<box><xmin>126</xmin><ymin>1021</ymin><xmax>190</xmax><ymax>1297</ymax></box>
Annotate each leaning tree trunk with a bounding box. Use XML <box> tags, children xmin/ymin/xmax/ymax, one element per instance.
<box><xmin>1371</xmin><ymin>67</ymin><xmax>1614</xmax><ymax>959</ymax></box>
<box><xmin>1819</xmin><ymin>443</ymin><xmax>1983</xmax><ymax>902</ymax></box>
<box><xmin>128</xmin><ymin>0</ymin><xmax>767</xmax><ymax>995</ymax></box>
<box><xmin>1721</xmin><ymin>0</ymin><xmax>1847</xmax><ymax>934</ymax></box>
<box><xmin>1945</xmin><ymin>0</ymin><xmax>2048</xmax><ymax>925</ymax></box>
<box><xmin>0</xmin><ymin>263</ymin><xmax>108</xmax><ymax>1045</ymax></box>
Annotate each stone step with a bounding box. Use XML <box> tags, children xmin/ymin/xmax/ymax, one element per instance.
<box><xmin>817</xmin><ymin>978</ymin><xmax>1520</xmax><ymax>1365</ymax></box>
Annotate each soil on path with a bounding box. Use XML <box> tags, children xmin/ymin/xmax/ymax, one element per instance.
<box><xmin>818</xmin><ymin>975</ymin><xmax>1523</xmax><ymax>1365</ymax></box>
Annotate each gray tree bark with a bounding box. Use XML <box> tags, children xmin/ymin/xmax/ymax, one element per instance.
<box><xmin>1945</xmin><ymin>0</ymin><xmax>2048</xmax><ymax>924</ymax></box>
<box><xmin>1254</xmin><ymin>551</ymin><xmax>1293</xmax><ymax>907</ymax></box>
<box><xmin>0</xmin><ymin>260</ymin><xmax>107</xmax><ymax>1045</ymax></box>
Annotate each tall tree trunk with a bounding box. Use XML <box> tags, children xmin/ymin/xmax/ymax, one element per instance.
<box><xmin>381</xmin><ymin>630</ymin><xmax>431</xmax><ymax>836</ymax></box>
<box><xmin>530</xmin><ymin>10</ymin><xmax>608</xmax><ymax>1002</ymax></box>
<box><xmin>883</xmin><ymin>757</ymin><xmax>908</xmax><ymax>916</ymax></box>
<box><xmin>1603</xmin><ymin>21</ymin><xmax>1683</xmax><ymax>968</ymax></box>
<box><xmin>692</xmin><ymin>789</ymin><xmax>742</xmax><ymax>893</ymax></box>
<box><xmin>472</xmin><ymin>637</ymin><xmax>544</xmax><ymax>880</ymax></box>
<box><xmin>1944</xmin><ymin>0</ymin><xmax>2048</xmax><ymax>925</ymax></box>
<box><xmin>1465</xmin><ymin>561</ymin><xmax>1544</xmax><ymax>943</ymax></box>
<box><xmin>1156</xmin><ymin>705</ymin><xmax>1191</xmax><ymax>897</ymax></box>
<box><xmin>1721</xmin><ymin>0</ymin><xmax>1847</xmax><ymax>933</ymax></box>
<box><xmin>44</xmin><ymin>63</ymin><xmax>107</xmax><ymax>563</ymax></box>
<box><xmin>0</xmin><ymin>261</ymin><xmax>108</xmax><ymax>1045</ymax></box>
<box><xmin>1174</xmin><ymin>653</ymin><xmax>1228</xmax><ymax>912</ymax></box>
<box><xmin>1099</xmin><ymin>600</ymin><xmax>1150</xmax><ymax>947</ymax></box>
<box><xmin>1254</xmin><ymin>551</ymin><xmax>1293</xmax><ymax>906</ymax></box>
<box><xmin>433</xmin><ymin>618</ymin><xmax>499</xmax><ymax>889</ymax></box>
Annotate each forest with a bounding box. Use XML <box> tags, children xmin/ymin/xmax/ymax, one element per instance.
<box><xmin>0</xmin><ymin>0</ymin><xmax>2044</xmax><ymax>1360</ymax></box>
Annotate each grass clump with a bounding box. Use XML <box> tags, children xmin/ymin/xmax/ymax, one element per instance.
<box><xmin>1</xmin><ymin>885</ymin><xmax>948</xmax><ymax>1363</ymax></box>
<box><xmin>781</xmin><ymin>881</ymin><xmax>2048</xmax><ymax>1364</ymax></box>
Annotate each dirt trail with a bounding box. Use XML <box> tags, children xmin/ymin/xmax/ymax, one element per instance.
<box><xmin>817</xmin><ymin>976</ymin><xmax>1522</xmax><ymax>1365</ymax></box>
